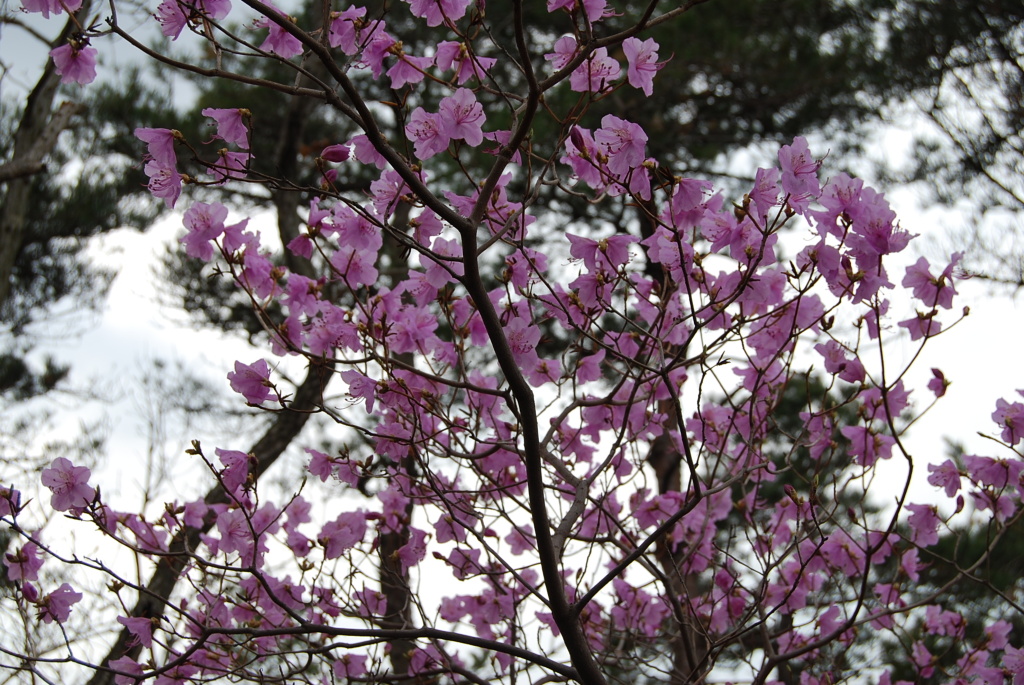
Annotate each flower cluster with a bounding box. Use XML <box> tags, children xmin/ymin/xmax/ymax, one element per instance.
<box><xmin>10</xmin><ymin>1</ymin><xmax>1024</xmax><ymax>684</ymax></box>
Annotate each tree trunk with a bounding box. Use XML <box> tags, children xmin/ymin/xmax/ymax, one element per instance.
<box><xmin>0</xmin><ymin>3</ymin><xmax>89</xmax><ymax>312</ymax></box>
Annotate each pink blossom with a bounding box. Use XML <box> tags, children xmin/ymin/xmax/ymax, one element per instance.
<box><xmin>1003</xmin><ymin>645</ymin><xmax>1024</xmax><ymax>685</ymax></box>
<box><xmin>435</xmin><ymin>41</ymin><xmax>496</xmax><ymax>84</ymax></box>
<box><xmin>0</xmin><ymin>486</ymin><xmax>21</xmax><ymax>518</ymax></box>
<box><xmin>622</xmin><ymin>37</ymin><xmax>664</xmax><ymax>96</ymax></box>
<box><xmin>926</xmin><ymin>460</ymin><xmax>961</xmax><ymax>497</ymax></box>
<box><xmin>840</xmin><ymin>425</ymin><xmax>895</xmax><ymax>467</ymax></box>
<box><xmin>255</xmin><ymin>4</ymin><xmax>304</xmax><ymax>58</ymax></box>
<box><xmin>398</xmin><ymin>527</ymin><xmax>428</xmax><ymax>572</ymax></box>
<box><xmin>306</xmin><ymin>448</ymin><xmax>335</xmax><ymax>482</ymax></box>
<box><xmin>991</xmin><ymin>394</ymin><xmax>1024</xmax><ymax>445</ymax></box>
<box><xmin>108</xmin><ymin>657</ymin><xmax>144</xmax><ymax>685</ymax></box>
<box><xmin>814</xmin><ymin>340</ymin><xmax>865</xmax><ymax>383</ymax></box>
<box><xmin>544</xmin><ymin>35</ymin><xmax>578</xmax><ymax>70</ymax></box>
<box><xmin>117</xmin><ymin>615</ymin><xmax>155</xmax><ymax>648</ymax></box>
<box><xmin>407</xmin><ymin>0</ymin><xmax>472</xmax><ymax>26</ymax></box>
<box><xmin>328</xmin><ymin>5</ymin><xmax>366</xmax><ymax>54</ymax></box>
<box><xmin>22</xmin><ymin>0</ymin><xmax>83</xmax><ymax>17</ymax></box>
<box><xmin>200</xmin><ymin>0</ymin><xmax>231</xmax><ymax>20</ymax></box>
<box><xmin>201</xmin><ymin>108</ymin><xmax>250</xmax><ymax>148</ymax></box>
<box><xmin>38</xmin><ymin>583</ymin><xmax>83</xmax><ymax>624</ymax></box>
<box><xmin>927</xmin><ymin>367</ymin><xmax>948</xmax><ymax>397</ymax></box>
<box><xmin>902</xmin><ymin>254</ymin><xmax>959</xmax><ymax>309</ymax></box>
<box><xmin>181</xmin><ymin>201</ymin><xmax>229</xmax><ymax>260</ymax></box>
<box><xmin>284</xmin><ymin>232</ymin><xmax>311</xmax><ymax>259</ymax></box>
<box><xmin>905</xmin><ymin>503</ymin><xmax>940</xmax><ymax>546</ymax></box>
<box><xmin>595</xmin><ymin>114</ymin><xmax>647</xmax><ymax>176</ymax></box>
<box><xmin>143</xmin><ymin>160</ymin><xmax>182</xmax><ymax>208</ymax></box>
<box><xmin>387</xmin><ymin>53</ymin><xmax>433</xmax><ymax>88</ymax></box>
<box><xmin>898</xmin><ymin>310</ymin><xmax>941</xmax><ymax>340</ymax></box>
<box><xmin>227</xmin><ymin>359</ymin><xmax>273</xmax><ymax>404</ymax></box>
<box><xmin>778</xmin><ymin>136</ymin><xmax>821</xmax><ymax>206</ymax></box>
<box><xmin>570</xmin><ymin>47</ymin><xmax>620</xmax><ymax>92</ymax></box>
<box><xmin>4</xmin><ymin>541</ymin><xmax>43</xmax><ymax>581</ymax></box>
<box><xmin>438</xmin><ymin>88</ymin><xmax>485</xmax><ymax>146</ymax></box>
<box><xmin>40</xmin><ymin>457</ymin><xmax>94</xmax><ymax>512</ymax></box>
<box><xmin>50</xmin><ymin>42</ymin><xmax>97</xmax><ymax>85</ymax></box>
<box><xmin>156</xmin><ymin>0</ymin><xmax>189</xmax><ymax>39</ymax></box>
<box><xmin>138</xmin><ymin>125</ymin><xmax>180</xmax><ymax>165</ymax></box>
<box><xmin>406</xmin><ymin>108</ymin><xmax>451</xmax><ymax>159</ymax></box>
<box><xmin>215</xmin><ymin>508</ymin><xmax>254</xmax><ymax>559</ymax></box>
<box><xmin>341</xmin><ymin>369</ymin><xmax>378</xmax><ymax>413</ymax></box>
<box><xmin>215</xmin><ymin>448</ymin><xmax>252</xmax><ymax>493</ymax></box>
<box><xmin>332</xmin><ymin>654</ymin><xmax>368</xmax><ymax>679</ymax></box>
<box><xmin>319</xmin><ymin>511</ymin><xmax>367</xmax><ymax>559</ymax></box>
<box><xmin>505</xmin><ymin>317</ymin><xmax>540</xmax><ymax>368</ymax></box>
<box><xmin>361</xmin><ymin>24</ymin><xmax>396</xmax><ymax>78</ymax></box>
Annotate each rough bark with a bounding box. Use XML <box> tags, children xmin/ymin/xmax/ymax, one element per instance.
<box><xmin>0</xmin><ymin>4</ymin><xmax>89</xmax><ymax>312</ymax></box>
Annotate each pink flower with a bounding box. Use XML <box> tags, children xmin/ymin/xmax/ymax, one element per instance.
<box><xmin>207</xmin><ymin>149</ymin><xmax>251</xmax><ymax>183</ymax></box>
<box><xmin>143</xmin><ymin>160</ymin><xmax>181</xmax><ymax>208</ymax></box>
<box><xmin>319</xmin><ymin>511</ymin><xmax>367</xmax><ymax>559</ymax></box>
<box><xmin>0</xmin><ymin>486</ymin><xmax>21</xmax><ymax>518</ymax></box>
<box><xmin>38</xmin><ymin>583</ymin><xmax>83</xmax><ymax>623</ymax></box>
<box><xmin>22</xmin><ymin>0</ymin><xmax>82</xmax><ymax>19</ymax></box>
<box><xmin>840</xmin><ymin>425</ymin><xmax>895</xmax><ymax>467</ymax></box>
<box><xmin>361</xmin><ymin>24</ymin><xmax>396</xmax><ymax>78</ymax></box>
<box><xmin>306</xmin><ymin>448</ymin><xmax>335</xmax><ymax>482</ymax></box>
<box><xmin>155</xmin><ymin>0</ymin><xmax>188</xmax><ymax>39</ymax></box>
<box><xmin>201</xmin><ymin>108</ymin><xmax>250</xmax><ymax>148</ymax></box>
<box><xmin>406</xmin><ymin>108</ymin><xmax>451</xmax><ymax>159</ymax></box>
<box><xmin>778</xmin><ymin>136</ymin><xmax>821</xmax><ymax>204</ymax></box>
<box><xmin>4</xmin><ymin>541</ymin><xmax>43</xmax><ymax>581</ymax></box>
<box><xmin>328</xmin><ymin>6</ymin><xmax>366</xmax><ymax>53</ymax></box>
<box><xmin>135</xmin><ymin>132</ymin><xmax>177</xmax><ymax>177</ymax></box>
<box><xmin>622</xmin><ymin>37</ymin><xmax>664</xmax><ymax>96</ymax></box>
<box><xmin>215</xmin><ymin>448</ymin><xmax>252</xmax><ymax>493</ymax></box>
<box><xmin>255</xmin><ymin>4</ymin><xmax>304</xmax><ymax>58</ymax></box>
<box><xmin>332</xmin><ymin>654</ymin><xmax>368</xmax><ymax>679</ymax></box>
<box><xmin>397</xmin><ymin>527</ymin><xmax>428</xmax><ymax>572</ymax></box>
<box><xmin>813</xmin><ymin>340</ymin><xmax>865</xmax><ymax>383</ymax></box>
<box><xmin>407</xmin><ymin>0</ymin><xmax>472</xmax><ymax>26</ymax></box>
<box><xmin>898</xmin><ymin>310</ymin><xmax>941</xmax><ymax>340</ymax></box>
<box><xmin>595</xmin><ymin>114</ymin><xmax>647</xmax><ymax>176</ymax></box>
<box><xmin>992</xmin><ymin>394</ymin><xmax>1024</xmax><ymax>445</ymax></box>
<box><xmin>902</xmin><ymin>254</ymin><xmax>959</xmax><ymax>309</ymax></box>
<box><xmin>199</xmin><ymin>0</ymin><xmax>231</xmax><ymax>20</ymax></box>
<box><xmin>40</xmin><ymin>458</ymin><xmax>94</xmax><ymax>512</ymax></box>
<box><xmin>435</xmin><ymin>41</ymin><xmax>496</xmax><ymax>84</ymax></box>
<box><xmin>927</xmin><ymin>368</ymin><xmax>948</xmax><ymax>397</ymax></box>
<box><xmin>181</xmin><ymin>201</ymin><xmax>229</xmax><ymax>260</ymax></box>
<box><xmin>341</xmin><ymin>369</ymin><xmax>378</xmax><ymax>413</ymax></box>
<box><xmin>570</xmin><ymin>47</ymin><xmax>620</xmax><ymax>92</ymax></box>
<box><xmin>387</xmin><ymin>53</ymin><xmax>433</xmax><ymax>88</ymax></box>
<box><xmin>50</xmin><ymin>42</ymin><xmax>97</xmax><ymax>85</ymax></box>
<box><xmin>116</xmin><ymin>615</ymin><xmax>155</xmax><ymax>648</ymax></box>
<box><xmin>438</xmin><ymin>88</ymin><xmax>485</xmax><ymax>146</ymax></box>
<box><xmin>108</xmin><ymin>656</ymin><xmax>144</xmax><ymax>685</ymax></box>
<box><xmin>926</xmin><ymin>459</ymin><xmax>961</xmax><ymax>497</ymax></box>
<box><xmin>227</xmin><ymin>359</ymin><xmax>273</xmax><ymax>404</ymax></box>
<box><xmin>544</xmin><ymin>35</ymin><xmax>578</xmax><ymax>70</ymax></box>
<box><xmin>905</xmin><ymin>503</ymin><xmax>940</xmax><ymax>546</ymax></box>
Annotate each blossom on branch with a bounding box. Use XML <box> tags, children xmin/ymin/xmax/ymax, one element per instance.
<box><xmin>40</xmin><ymin>458</ymin><xmax>94</xmax><ymax>512</ymax></box>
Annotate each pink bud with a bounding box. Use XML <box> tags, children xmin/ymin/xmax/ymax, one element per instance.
<box><xmin>321</xmin><ymin>144</ymin><xmax>350</xmax><ymax>163</ymax></box>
